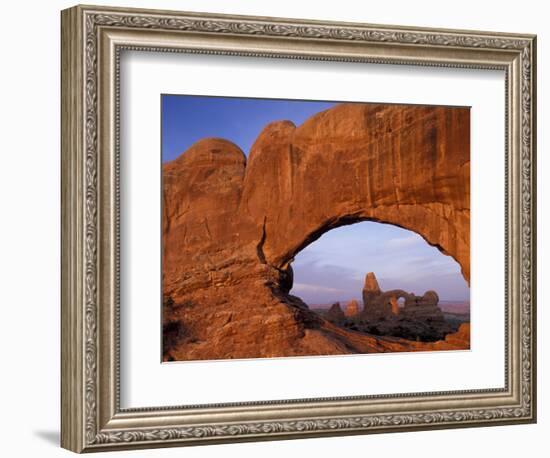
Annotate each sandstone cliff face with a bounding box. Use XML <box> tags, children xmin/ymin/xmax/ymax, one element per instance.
<box><xmin>162</xmin><ymin>103</ymin><xmax>470</xmax><ymax>361</ymax></box>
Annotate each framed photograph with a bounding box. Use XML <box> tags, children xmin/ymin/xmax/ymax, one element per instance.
<box><xmin>61</xmin><ymin>4</ymin><xmax>537</xmax><ymax>453</ymax></box>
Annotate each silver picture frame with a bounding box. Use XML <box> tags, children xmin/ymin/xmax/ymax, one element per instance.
<box><xmin>61</xmin><ymin>4</ymin><xmax>536</xmax><ymax>452</ymax></box>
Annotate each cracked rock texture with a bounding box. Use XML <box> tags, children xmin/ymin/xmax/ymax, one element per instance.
<box><xmin>162</xmin><ymin>103</ymin><xmax>470</xmax><ymax>361</ymax></box>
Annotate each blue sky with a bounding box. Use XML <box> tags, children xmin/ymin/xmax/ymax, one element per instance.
<box><xmin>290</xmin><ymin>221</ymin><xmax>469</xmax><ymax>304</ymax></box>
<box><xmin>162</xmin><ymin>95</ymin><xmax>469</xmax><ymax>303</ymax></box>
<box><xmin>161</xmin><ymin>94</ymin><xmax>336</xmax><ymax>162</ymax></box>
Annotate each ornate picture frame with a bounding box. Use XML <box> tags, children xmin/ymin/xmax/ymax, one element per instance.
<box><xmin>61</xmin><ymin>4</ymin><xmax>536</xmax><ymax>453</ymax></box>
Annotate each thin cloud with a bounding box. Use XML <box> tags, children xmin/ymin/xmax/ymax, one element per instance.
<box><xmin>385</xmin><ymin>235</ymin><xmax>421</xmax><ymax>249</ymax></box>
<box><xmin>292</xmin><ymin>283</ymin><xmax>345</xmax><ymax>294</ymax></box>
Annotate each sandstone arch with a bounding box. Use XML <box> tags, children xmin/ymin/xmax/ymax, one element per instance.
<box><xmin>241</xmin><ymin>103</ymin><xmax>470</xmax><ymax>282</ymax></box>
<box><xmin>162</xmin><ymin>103</ymin><xmax>470</xmax><ymax>360</ymax></box>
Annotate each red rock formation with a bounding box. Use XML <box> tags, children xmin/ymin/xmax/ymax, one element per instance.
<box><xmin>364</xmin><ymin>272</ymin><xmax>381</xmax><ymax>294</ymax></box>
<box><xmin>390</xmin><ymin>297</ymin><xmax>400</xmax><ymax>316</ymax></box>
<box><xmin>362</xmin><ymin>273</ymin><xmax>447</xmax><ymax>325</ymax></box>
<box><xmin>442</xmin><ymin>323</ymin><xmax>470</xmax><ymax>347</ymax></box>
<box><xmin>162</xmin><ymin>103</ymin><xmax>470</xmax><ymax>361</ymax></box>
<box><xmin>345</xmin><ymin>299</ymin><xmax>361</xmax><ymax>317</ymax></box>
<box><xmin>363</xmin><ymin>272</ymin><xmax>382</xmax><ymax>308</ymax></box>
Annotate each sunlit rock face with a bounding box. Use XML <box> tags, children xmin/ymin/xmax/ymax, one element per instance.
<box><xmin>363</xmin><ymin>272</ymin><xmax>382</xmax><ymax>308</ymax></box>
<box><xmin>162</xmin><ymin>103</ymin><xmax>470</xmax><ymax>361</ymax></box>
<box><xmin>345</xmin><ymin>299</ymin><xmax>361</xmax><ymax>318</ymax></box>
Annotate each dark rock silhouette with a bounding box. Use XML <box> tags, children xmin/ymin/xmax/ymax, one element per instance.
<box><xmin>326</xmin><ymin>302</ymin><xmax>346</xmax><ymax>323</ymax></box>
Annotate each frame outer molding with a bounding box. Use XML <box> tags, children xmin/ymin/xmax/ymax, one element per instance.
<box><xmin>61</xmin><ymin>4</ymin><xmax>536</xmax><ymax>453</ymax></box>
<box><xmin>61</xmin><ymin>6</ymin><xmax>85</xmax><ymax>453</ymax></box>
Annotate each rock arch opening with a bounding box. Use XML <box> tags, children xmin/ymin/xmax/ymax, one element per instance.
<box><xmin>288</xmin><ymin>221</ymin><xmax>469</xmax><ymax>342</ymax></box>
<box><xmin>289</xmin><ymin>221</ymin><xmax>467</xmax><ymax>306</ymax></box>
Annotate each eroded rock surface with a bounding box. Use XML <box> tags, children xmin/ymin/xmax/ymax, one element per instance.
<box><xmin>162</xmin><ymin>103</ymin><xmax>470</xmax><ymax>360</ymax></box>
